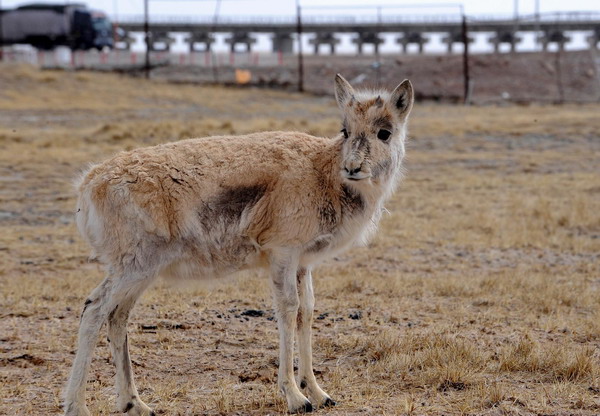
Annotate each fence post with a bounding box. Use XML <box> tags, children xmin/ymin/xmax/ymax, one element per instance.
<box><xmin>461</xmin><ymin>14</ymin><xmax>471</xmax><ymax>104</ymax></box>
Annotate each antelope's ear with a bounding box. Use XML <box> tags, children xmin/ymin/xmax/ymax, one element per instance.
<box><xmin>390</xmin><ymin>79</ymin><xmax>414</xmax><ymax>119</ymax></box>
<box><xmin>334</xmin><ymin>73</ymin><xmax>355</xmax><ymax>110</ymax></box>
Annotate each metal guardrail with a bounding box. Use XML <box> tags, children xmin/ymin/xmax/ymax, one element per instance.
<box><xmin>115</xmin><ymin>11</ymin><xmax>600</xmax><ymax>25</ymax></box>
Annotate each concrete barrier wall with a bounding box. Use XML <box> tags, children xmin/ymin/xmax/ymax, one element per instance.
<box><xmin>0</xmin><ymin>48</ymin><xmax>292</xmax><ymax>69</ymax></box>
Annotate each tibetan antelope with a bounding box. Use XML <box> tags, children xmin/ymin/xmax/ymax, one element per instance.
<box><xmin>64</xmin><ymin>74</ymin><xmax>414</xmax><ymax>415</ymax></box>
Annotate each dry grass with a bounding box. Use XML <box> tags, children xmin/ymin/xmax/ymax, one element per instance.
<box><xmin>1</xmin><ymin>63</ymin><xmax>599</xmax><ymax>415</ymax></box>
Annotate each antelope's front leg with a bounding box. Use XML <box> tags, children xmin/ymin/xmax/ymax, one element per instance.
<box><xmin>270</xmin><ymin>250</ymin><xmax>313</xmax><ymax>413</ymax></box>
<box><xmin>296</xmin><ymin>268</ymin><xmax>336</xmax><ymax>408</ymax></box>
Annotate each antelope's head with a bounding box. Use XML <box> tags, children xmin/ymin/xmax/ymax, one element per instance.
<box><xmin>334</xmin><ymin>74</ymin><xmax>413</xmax><ymax>186</ymax></box>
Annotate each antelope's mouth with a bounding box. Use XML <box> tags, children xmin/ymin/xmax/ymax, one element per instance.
<box><xmin>342</xmin><ymin>172</ymin><xmax>372</xmax><ymax>182</ymax></box>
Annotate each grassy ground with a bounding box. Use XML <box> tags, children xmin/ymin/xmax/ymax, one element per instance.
<box><xmin>1</xmin><ymin>64</ymin><xmax>599</xmax><ymax>415</ymax></box>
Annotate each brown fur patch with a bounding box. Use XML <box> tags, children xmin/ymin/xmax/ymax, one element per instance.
<box><xmin>355</xmin><ymin>134</ymin><xmax>370</xmax><ymax>154</ymax></box>
<box><xmin>352</xmin><ymin>98</ymin><xmax>380</xmax><ymax>116</ymax></box>
<box><xmin>318</xmin><ymin>200</ymin><xmax>338</xmax><ymax>232</ymax></box>
<box><xmin>297</xmin><ymin>267</ymin><xmax>306</xmax><ymax>284</ymax></box>
<box><xmin>305</xmin><ymin>238</ymin><xmax>330</xmax><ymax>253</ymax></box>
<box><xmin>341</xmin><ymin>184</ymin><xmax>364</xmax><ymax>215</ymax></box>
<box><xmin>373</xmin><ymin>114</ymin><xmax>393</xmax><ymax>130</ymax></box>
<box><xmin>201</xmin><ymin>184</ymin><xmax>267</xmax><ymax>227</ymax></box>
<box><xmin>296</xmin><ymin>267</ymin><xmax>307</xmax><ymax>327</ymax></box>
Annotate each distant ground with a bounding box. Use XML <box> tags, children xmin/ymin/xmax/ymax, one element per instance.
<box><xmin>0</xmin><ymin>64</ymin><xmax>599</xmax><ymax>415</ymax></box>
<box><xmin>152</xmin><ymin>51</ymin><xmax>600</xmax><ymax>104</ymax></box>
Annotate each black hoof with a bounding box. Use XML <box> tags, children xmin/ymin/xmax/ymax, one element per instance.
<box><xmin>292</xmin><ymin>401</ymin><xmax>313</xmax><ymax>414</ymax></box>
<box><xmin>322</xmin><ymin>397</ymin><xmax>337</xmax><ymax>407</ymax></box>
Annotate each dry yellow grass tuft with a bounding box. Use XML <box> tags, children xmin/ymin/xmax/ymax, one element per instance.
<box><xmin>1</xmin><ymin>64</ymin><xmax>599</xmax><ymax>415</ymax></box>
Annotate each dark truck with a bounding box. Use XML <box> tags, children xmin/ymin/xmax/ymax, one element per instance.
<box><xmin>0</xmin><ymin>3</ymin><xmax>113</xmax><ymax>50</ymax></box>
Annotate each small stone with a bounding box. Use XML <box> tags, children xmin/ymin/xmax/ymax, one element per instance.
<box><xmin>240</xmin><ymin>309</ymin><xmax>264</xmax><ymax>318</ymax></box>
<box><xmin>349</xmin><ymin>311</ymin><xmax>362</xmax><ymax>320</ymax></box>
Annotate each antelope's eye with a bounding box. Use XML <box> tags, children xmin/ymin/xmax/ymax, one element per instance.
<box><xmin>377</xmin><ymin>129</ymin><xmax>392</xmax><ymax>141</ymax></box>
<box><xmin>341</xmin><ymin>129</ymin><xmax>349</xmax><ymax>139</ymax></box>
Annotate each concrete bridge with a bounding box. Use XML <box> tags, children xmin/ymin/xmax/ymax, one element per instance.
<box><xmin>115</xmin><ymin>12</ymin><xmax>600</xmax><ymax>54</ymax></box>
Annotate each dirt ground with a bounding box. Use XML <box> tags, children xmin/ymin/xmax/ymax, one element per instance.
<box><xmin>0</xmin><ymin>64</ymin><xmax>599</xmax><ymax>415</ymax></box>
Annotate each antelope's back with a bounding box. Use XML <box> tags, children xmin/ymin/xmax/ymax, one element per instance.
<box><xmin>75</xmin><ymin>132</ymin><xmax>333</xmax><ymax>271</ymax></box>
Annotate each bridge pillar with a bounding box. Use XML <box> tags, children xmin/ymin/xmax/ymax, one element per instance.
<box><xmin>586</xmin><ymin>29</ymin><xmax>600</xmax><ymax>50</ymax></box>
<box><xmin>489</xmin><ymin>31</ymin><xmax>522</xmax><ymax>53</ymax></box>
<box><xmin>185</xmin><ymin>32</ymin><xmax>214</xmax><ymax>52</ymax></box>
<box><xmin>309</xmin><ymin>33</ymin><xmax>340</xmax><ymax>55</ymax></box>
<box><xmin>352</xmin><ymin>32</ymin><xmax>384</xmax><ymax>54</ymax></box>
<box><xmin>113</xmin><ymin>28</ymin><xmax>134</xmax><ymax>51</ymax></box>
<box><xmin>149</xmin><ymin>31</ymin><xmax>176</xmax><ymax>51</ymax></box>
<box><xmin>271</xmin><ymin>33</ymin><xmax>294</xmax><ymax>54</ymax></box>
<box><xmin>396</xmin><ymin>32</ymin><xmax>428</xmax><ymax>54</ymax></box>
<box><xmin>225</xmin><ymin>32</ymin><xmax>257</xmax><ymax>53</ymax></box>
<box><xmin>442</xmin><ymin>31</ymin><xmax>474</xmax><ymax>53</ymax></box>
<box><xmin>537</xmin><ymin>30</ymin><xmax>571</xmax><ymax>51</ymax></box>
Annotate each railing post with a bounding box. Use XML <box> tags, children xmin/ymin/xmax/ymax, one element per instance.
<box><xmin>144</xmin><ymin>0</ymin><xmax>150</xmax><ymax>79</ymax></box>
<box><xmin>296</xmin><ymin>2</ymin><xmax>304</xmax><ymax>93</ymax></box>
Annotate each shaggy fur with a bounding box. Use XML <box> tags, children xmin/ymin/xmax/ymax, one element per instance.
<box><xmin>64</xmin><ymin>74</ymin><xmax>414</xmax><ymax>415</ymax></box>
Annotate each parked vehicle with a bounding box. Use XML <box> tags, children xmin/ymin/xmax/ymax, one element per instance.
<box><xmin>0</xmin><ymin>3</ymin><xmax>113</xmax><ymax>50</ymax></box>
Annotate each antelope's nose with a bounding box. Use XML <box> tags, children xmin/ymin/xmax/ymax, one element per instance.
<box><xmin>344</xmin><ymin>165</ymin><xmax>361</xmax><ymax>176</ymax></box>
<box><xmin>344</xmin><ymin>158</ymin><xmax>363</xmax><ymax>177</ymax></box>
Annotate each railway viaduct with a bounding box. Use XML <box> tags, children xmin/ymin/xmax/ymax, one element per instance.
<box><xmin>115</xmin><ymin>12</ymin><xmax>600</xmax><ymax>53</ymax></box>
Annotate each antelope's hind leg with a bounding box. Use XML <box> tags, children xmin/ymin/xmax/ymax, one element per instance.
<box><xmin>64</xmin><ymin>273</ymin><xmax>156</xmax><ymax>416</ymax></box>
<box><xmin>296</xmin><ymin>268</ymin><xmax>336</xmax><ymax>408</ymax></box>
<box><xmin>107</xmin><ymin>277</ymin><xmax>156</xmax><ymax>415</ymax></box>
<box><xmin>64</xmin><ymin>277</ymin><xmax>114</xmax><ymax>416</ymax></box>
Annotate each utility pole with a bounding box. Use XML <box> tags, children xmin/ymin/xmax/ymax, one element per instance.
<box><xmin>0</xmin><ymin>0</ymin><xmax>4</xmax><ymax>62</ymax></box>
<box><xmin>513</xmin><ymin>0</ymin><xmax>519</xmax><ymax>48</ymax></box>
<box><xmin>211</xmin><ymin>0</ymin><xmax>221</xmax><ymax>83</ymax></box>
<box><xmin>375</xmin><ymin>5</ymin><xmax>381</xmax><ymax>86</ymax></box>
<box><xmin>112</xmin><ymin>0</ymin><xmax>118</xmax><ymax>47</ymax></box>
<box><xmin>535</xmin><ymin>0</ymin><xmax>541</xmax><ymax>51</ymax></box>
<box><xmin>296</xmin><ymin>0</ymin><xmax>304</xmax><ymax>92</ymax></box>
<box><xmin>144</xmin><ymin>0</ymin><xmax>150</xmax><ymax>78</ymax></box>
<box><xmin>461</xmin><ymin>13</ymin><xmax>471</xmax><ymax>104</ymax></box>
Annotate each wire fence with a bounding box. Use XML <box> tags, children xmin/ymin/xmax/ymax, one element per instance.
<box><xmin>2</xmin><ymin>46</ymin><xmax>599</xmax><ymax>104</ymax></box>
